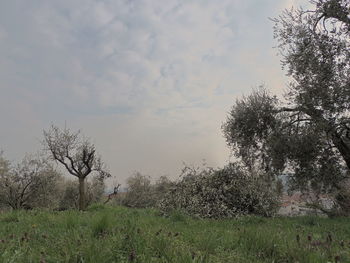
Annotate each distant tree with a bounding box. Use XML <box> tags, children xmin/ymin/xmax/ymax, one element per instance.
<box><xmin>153</xmin><ymin>176</ymin><xmax>173</xmax><ymax>200</ymax></box>
<box><xmin>0</xmin><ymin>151</ymin><xmax>10</xmax><ymax>178</ymax></box>
<box><xmin>43</xmin><ymin>125</ymin><xmax>110</xmax><ymax>210</ymax></box>
<box><xmin>0</xmin><ymin>154</ymin><xmax>61</xmax><ymax>210</ymax></box>
<box><xmin>122</xmin><ymin>172</ymin><xmax>154</xmax><ymax>208</ymax></box>
<box><xmin>222</xmin><ymin>1</ymin><xmax>350</xmax><ymax>204</ymax></box>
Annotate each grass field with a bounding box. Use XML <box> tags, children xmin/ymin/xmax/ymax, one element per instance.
<box><xmin>0</xmin><ymin>205</ymin><xmax>349</xmax><ymax>263</ymax></box>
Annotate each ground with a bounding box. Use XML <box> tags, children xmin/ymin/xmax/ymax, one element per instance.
<box><xmin>0</xmin><ymin>205</ymin><xmax>349</xmax><ymax>263</ymax></box>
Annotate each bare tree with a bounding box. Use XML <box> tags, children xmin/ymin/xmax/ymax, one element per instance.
<box><xmin>43</xmin><ymin>125</ymin><xmax>110</xmax><ymax>210</ymax></box>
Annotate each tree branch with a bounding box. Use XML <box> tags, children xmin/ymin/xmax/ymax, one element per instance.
<box><xmin>66</xmin><ymin>155</ymin><xmax>80</xmax><ymax>177</ymax></box>
<box><xmin>274</xmin><ymin>107</ymin><xmax>302</xmax><ymax>113</ymax></box>
<box><xmin>54</xmin><ymin>154</ymin><xmax>78</xmax><ymax>177</ymax></box>
<box><xmin>104</xmin><ymin>184</ymin><xmax>121</xmax><ymax>204</ymax></box>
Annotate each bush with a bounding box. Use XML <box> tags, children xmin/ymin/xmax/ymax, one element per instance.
<box><xmin>158</xmin><ymin>163</ymin><xmax>279</xmax><ymax>218</ymax></box>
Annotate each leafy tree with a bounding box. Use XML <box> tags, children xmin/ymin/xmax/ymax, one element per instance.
<box><xmin>43</xmin><ymin>125</ymin><xmax>110</xmax><ymax>210</ymax></box>
<box><xmin>153</xmin><ymin>176</ymin><xmax>174</xmax><ymax>201</ymax></box>
<box><xmin>222</xmin><ymin>0</ymin><xmax>350</xmax><ymax>202</ymax></box>
<box><xmin>0</xmin><ymin>152</ymin><xmax>10</xmax><ymax>180</ymax></box>
<box><xmin>120</xmin><ymin>173</ymin><xmax>173</xmax><ymax>208</ymax></box>
<box><xmin>0</xmin><ymin>154</ymin><xmax>61</xmax><ymax>210</ymax></box>
<box><xmin>122</xmin><ymin>172</ymin><xmax>154</xmax><ymax>208</ymax></box>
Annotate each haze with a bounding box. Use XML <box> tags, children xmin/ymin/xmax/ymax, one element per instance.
<box><xmin>0</xmin><ymin>0</ymin><xmax>309</xmax><ymax>184</ymax></box>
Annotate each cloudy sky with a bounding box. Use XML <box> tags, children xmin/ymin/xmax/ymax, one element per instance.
<box><xmin>0</xmin><ymin>0</ymin><xmax>309</xmax><ymax>184</ymax></box>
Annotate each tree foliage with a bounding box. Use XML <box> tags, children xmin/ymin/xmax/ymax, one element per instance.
<box><xmin>223</xmin><ymin>0</ymin><xmax>350</xmax><ymax>201</ymax></box>
<box><xmin>121</xmin><ymin>173</ymin><xmax>173</xmax><ymax>208</ymax></box>
<box><xmin>158</xmin><ymin>164</ymin><xmax>279</xmax><ymax>218</ymax></box>
<box><xmin>0</xmin><ymin>154</ymin><xmax>61</xmax><ymax>210</ymax></box>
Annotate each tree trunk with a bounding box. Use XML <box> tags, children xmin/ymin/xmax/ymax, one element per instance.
<box><xmin>78</xmin><ymin>177</ymin><xmax>86</xmax><ymax>211</ymax></box>
<box><xmin>331</xmin><ymin>133</ymin><xmax>350</xmax><ymax>170</ymax></box>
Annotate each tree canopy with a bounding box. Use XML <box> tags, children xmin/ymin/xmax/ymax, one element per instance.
<box><xmin>222</xmin><ymin>0</ymin><xmax>350</xmax><ymax>197</ymax></box>
<box><xmin>0</xmin><ymin>154</ymin><xmax>61</xmax><ymax>210</ymax></box>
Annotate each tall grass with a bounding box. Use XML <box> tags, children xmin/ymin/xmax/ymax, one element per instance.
<box><xmin>0</xmin><ymin>206</ymin><xmax>349</xmax><ymax>262</ymax></box>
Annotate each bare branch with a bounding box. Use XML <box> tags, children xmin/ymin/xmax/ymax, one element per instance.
<box><xmin>104</xmin><ymin>184</ymin><xmax>121</xmax><ymax>204</ymax></box>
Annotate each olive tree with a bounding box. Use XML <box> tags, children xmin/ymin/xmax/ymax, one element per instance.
<box><xmin>222</xmin><ymin>0</ymin><xmax>350</xmax><ymax>207</ymax></box>
<box><xmin>123</xmin><ymin>173</ymin><xmax>174</xmax><ymax>208</ymax></box>
<box><xmin>43</xmin><ymin>125</ymin><xmax>110</xmax><ymax>210</ymax></box>
<box><xmin>0</xmin><ymin>154</ymin><xmax>61</xmax><ymax>210</ymax></box>
<box><xmin>122</xmin><ymin>172</ymin><xmax>154</xmax><ymax>208</ymax></box>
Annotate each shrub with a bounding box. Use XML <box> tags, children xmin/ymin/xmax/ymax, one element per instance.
<box><xmin>158</xmin><ymin>163</ymin><xmax>280</xmax><ymax>218</ymax></box>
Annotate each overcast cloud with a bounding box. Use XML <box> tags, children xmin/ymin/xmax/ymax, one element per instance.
<box><xmin>0</xmin><ymin>0</ymin><xmax>309</xmax><ymax>184</ymax></box>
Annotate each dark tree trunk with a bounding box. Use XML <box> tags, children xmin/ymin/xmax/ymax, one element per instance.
<box><xmin>331</xmin><ymin>133</ymin><xmax>350</xmax><ymax>171</ymax></box>
<box><xmin>78</xmin><ymin>177</ymin><xmax>86</xmax><ymax>211</ymax></box>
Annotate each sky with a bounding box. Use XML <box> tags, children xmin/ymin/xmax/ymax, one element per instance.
<box><xmin>0</xmin><ymin>0</ymin><xmax>309</xmax><ymax>185</ymax></box>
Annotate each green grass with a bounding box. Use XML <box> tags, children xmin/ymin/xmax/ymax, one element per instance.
<box><xmin>0</xmin><ymin>206</ymin><xmax>349</xmax><ymax>263</ymax></box>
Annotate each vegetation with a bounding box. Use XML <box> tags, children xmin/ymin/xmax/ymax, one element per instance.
<box><xmin>120</xmin><ymin>173</ymin><xmax>173</xmax><ymax>209</ymax></box>
<box><xmin>1</xmin><ymin>1</ymin><xmax>349</xmax><ymax>260</ymax></box>
<box><xmin>43</xmin><ymin>125</ymin><xmax>111</xmax><ymax>210</ymax></box>
<box><xmin>158</xmin><ymin>164</ymin><xmax>279</xmax><ymax>218</ymax></box>
<box><xmin>121</xmin><ymin>172</ymin><xmax>158</xmax><ymax>208</ymax></box>
<box><xmin>0</xmin><ymin>206</ymin><xmax>349</xmax><ymax>263</ymax></box>
<box><xmin>222</xmin><ymin>0</ymin><xmax>350</xmax><ymax>212</ymax></box>
<box><xmin>0</xmin><ymin>152</ymin><xmax>105</xmax><ymax>211</ymax></box>
<box><xmin>58</xmin><ymin>176</ymin><xmax>106</xmax><ymax>210</ymax></box>
<box><xmin>0</xmin><ymin>154</ymin><xmax>62</xmax><ymax>210</ymax></box>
